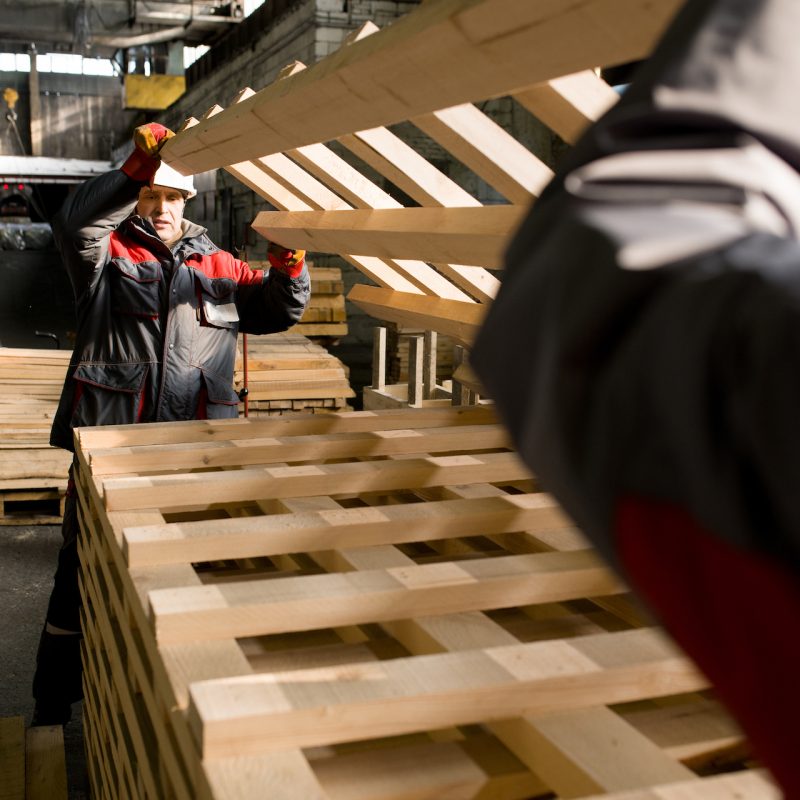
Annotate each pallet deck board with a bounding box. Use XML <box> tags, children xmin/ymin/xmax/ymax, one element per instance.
<box><xmin>148</xmin><ymin>549</ymin><xmax>621</xmax><ymax>644</ymax></box>
<box><xmin>186</xmin><ymin>627</ymin><xmax>705</xmax><ymax>758</ymax></box>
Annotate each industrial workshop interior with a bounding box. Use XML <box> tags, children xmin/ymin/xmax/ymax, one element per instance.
<box><xmin>1</xmin><ymin>0</ymin><xmax>795</xmax><ymax>797</ymax></box>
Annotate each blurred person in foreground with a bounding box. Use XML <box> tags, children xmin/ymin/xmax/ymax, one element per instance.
<box><xmin>474</xmin><ymin>0</ymin><xmax>800</xmax><ymax>792</ymax></box>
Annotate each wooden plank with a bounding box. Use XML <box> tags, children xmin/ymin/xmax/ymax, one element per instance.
<box><xmin>371</xmin><ymin>326</ymin><xmax>387</xmax><ymax>391</ymax></box>
<box><xmin>251</xmin><ymin>206</ymin><xmax>524</xmax><ymax>270</ymax></box>
<box><xmin>88</xmin><ymin>423</ymin><xmax>511</xmax><ymax>476</ymax></box>
<box><xmin>286</xmin><ymin>139</ymin><xmax>475</xmax><ymax>301</ymax></box>
<box><xmin>311</xmin><ymin>734</ymin><xmax>547</xmax><ymax>800</ymax></box>
<box><xmin>513</xmin><ymin>70</ymin><xmax>619</xmax><ymax>144</ymax></box>
<box><xmin>149</xmin><ymin>548</ymin><xmax>621</xmax><ymax>643</ymax></box>
<box><xmin>575</xmin><ymin>770</ymin><xmax>779</xmax><ymax>799</ymax></box>
<box><xmin>75</xmin><ymin>404</ymin><xmax>497</xmax><ymax>450</ymax></box>
<box><xmin>340</xmin><ymin>127</ymin><xmax>480</xmax><ymax>208</ymax></box>
<box><xmin>100</xmin><ymin>450</ymin><xmax>531</xmax><ymax>511</ymax></box>
<box><xmin>0</xmin><ymin>717</ymin><xmax>25</xmax><ymax>800</ymax></box>
<box><xmin>347</xmin><ymin>284</ymin><xmax>486</xmax><ymax>347</ymax></box>
<box><xmin>201</xmin><ymin>752</ymin><xmax>328</xmax><ymax>800</ymax></box>
<box><xmin>412</xmin><ymin>102</ymin><xmax>554</xmax><ymax>204</ymax></box>
<box><xmin>622</xmin><ymin>698</ymin><xmax>746</xmax><ymax>766</ymax></box>
<box><xmin>25</xmin><ymin>726</ymin><xmax>68</xmax><ymax>800</ymax></box>
<box><xmin>186</xmin><ymin>627</ymin><xmax>706</xmax><ymax>758</ymax></box>
<box><xmin>161</xmin><ymin>0</ymin><xmax>682</xmax><ymax>173</ymax></box>
<box><xmin>491</xmin><ymin>708</ymin><xmax>694</xmax><ymax>797</ymax></box>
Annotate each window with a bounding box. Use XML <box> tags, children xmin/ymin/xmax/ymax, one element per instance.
<box><xmin>0</xmin><ymin>52</ymin><xmax>115</xmax><ymax>75</ymax></box>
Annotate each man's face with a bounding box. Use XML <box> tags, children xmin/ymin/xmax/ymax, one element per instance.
<box><xmin>136</xmin><ymin>185</ymin><xmax>185</xmax><ymax>244</ymax></box>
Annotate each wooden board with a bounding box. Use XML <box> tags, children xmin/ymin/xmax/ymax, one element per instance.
<box><xmin>0</xmin><ymin>718</ymin><xmax>68</xmax><ymax>800</ymax></box>
<box><xmin>252</xmin><ymin>206</ymin><xmax>524</xmax><ymax>271</ymax></box>
<box><xmin>161</xmin><ymin>0</ymin><xmax>682</xmax><ymax>173</ymax></box>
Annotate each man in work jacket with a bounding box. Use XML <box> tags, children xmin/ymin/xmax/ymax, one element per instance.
<box><xmin>32</xmin><ymin>122</ymin><xmax>310</xmax><ymax>726</ymax></box>
<box><xmin>473</xmin><ymin>0</ymin><xmax>800</xmax><ymax>793</ymax></box>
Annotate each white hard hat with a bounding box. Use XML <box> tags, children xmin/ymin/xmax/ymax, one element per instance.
<box><xmin>152</xmin><ymin>161</ymin><xmax>196</xmax><ymax>199</ymax></box>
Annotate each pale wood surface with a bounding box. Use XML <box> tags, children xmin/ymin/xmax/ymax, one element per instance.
<box><xmin>161</xmin><ymin>0</ymin><xmax>681</xmax><ymax>172</ymax></box>
<box><xmin>0</xmin><ymin>716</ymin><xmax>25</xmax><ymax>800</ymax></box>
<box><xmin>25</xmin><ymin>726</ymin><xmax>68</xmax><ymax>800</ymax></box>
<box><xmin>347</xmin><ymin>284</ymin><xmax>486</xmax><ymax>347</ymax></box>
<box><xmin>252</xmin><ymin>205</ymin><xmax>525</xmax><ymax>271</ymax></box>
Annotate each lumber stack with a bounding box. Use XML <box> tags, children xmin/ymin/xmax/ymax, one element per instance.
<box><xmin>247</xmin><ymin>263</ymin><xmax>348</xmax><ymax>340</ymax></box>
<box><xmin>235</xmin><ymin>332</ymin><xmax>354</xmax><ymax>415</ymax></box>
<box><xmin>73</xmin><ymin>407</ymin><xmax>773</xmax><ymax>799</ymax></box>
<box><xmin>0</xmin><ymin>348</ymin><xmax>72</xmax><ymax>524</ymax></box>
<box><xmin>0</xmin><ymin>716</ymin><xmax>68</xmax><ymax>799</ymax></box>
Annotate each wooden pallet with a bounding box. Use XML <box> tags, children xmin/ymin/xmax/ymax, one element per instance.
<box><xmin>73</xmin><ymin>407</ymin><xmax>774</xmax><ymax>799</ymax></box>
<box><xmin>235</xmin><ymin>332</ymin><xmax>354</xmax><ymax>416</ymax></box>
<box><xmin>0</xmin><ymin>716</ymin><xmax>68</xmax><ymax>800</ymax></box>
<box><xmin>161</xmin><ymin>0</ymin><xmax>684</xmax><ymax>342</ymax></box>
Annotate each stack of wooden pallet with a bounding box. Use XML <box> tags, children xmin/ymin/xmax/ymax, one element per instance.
<box><xmin>0</xmin><ymin>348</ymin><xmax>72</xmax><ymax>524</ymax></box>
<box><xmin>234</xmin><ymin>332</ymin><xmax>354</xmax><ymax>415</ymax></box>
<box><xmin>246</xmin><ymin>263</ymin><xmax>348</xmax><ymax>340</ymax></box>
<box><xmin>0</xmin><ymin>716</ymin><xmax>68</xmax><ymax>799</ymax></box>
<box><xmin>73</xmin><ymin>406</ymin><xmax>773</xmax><ymax>799</ymax></box>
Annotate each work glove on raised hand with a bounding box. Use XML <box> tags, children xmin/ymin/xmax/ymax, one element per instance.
<box><xmin>121</xmin><ymin>122</ymin><xmax>175</xmax><ymax>183</ymax></box>
<box><xmin>267</xmin><ymin>240</ymin><xmax>306</xmax><ymax>278</ymax></box>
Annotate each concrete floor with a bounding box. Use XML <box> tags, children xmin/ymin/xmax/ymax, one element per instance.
<box><xmin>0</xmin><ymin>523</ymin><xmax>89</xmax><ymax>798</ymax></box>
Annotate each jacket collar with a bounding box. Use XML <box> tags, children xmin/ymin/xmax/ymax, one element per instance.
<box><xmin>121</xmin><ymin>214</ymin><xmax>217</xmax><ymax>256</ymax></box>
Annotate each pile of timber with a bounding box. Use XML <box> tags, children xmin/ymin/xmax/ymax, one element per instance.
<box><xmin>0</xmin><ymin>716</ymin><xmax>68</xmax><ymax>799</ymax></box>
<box><xmin>234</xmin><ymin>332</ymin><xmax>354</xmax><ymax>415</ymax></box>
<box><xmin>73</xmin><ymin>406</ymin><xmax>772</xmax><ymax>800</ymax></box>
<box><xmin>247</xmin><ymin>263</ymin><xmax>348</xmax><ymax>340</ymax></box>
<box><xmin>0</xmin><ymin>348</ymin><xmax>72</xmax><ymax>524</ymax></box>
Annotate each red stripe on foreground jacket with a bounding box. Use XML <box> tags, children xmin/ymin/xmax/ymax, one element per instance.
<box><xmin>616</xmin><ymin>496</ymin><xmax>800</xmax><ymax>794</ymax></box>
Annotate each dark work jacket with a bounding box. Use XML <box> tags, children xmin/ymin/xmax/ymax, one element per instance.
<box><xmin>473</xmin><ymin>0</ymin><xmax>800</xmax><ymax>793</ymax></box>
<box><xmin>50</xmin><ymin>169</ymin><xmax>310</xmax><ymax>451</ymax></box>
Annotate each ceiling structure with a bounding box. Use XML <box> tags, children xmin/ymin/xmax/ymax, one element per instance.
<box><xmin>0</xmin><ymin>0</ymin><xmax>243</xmax><ymax>59</ymax></box>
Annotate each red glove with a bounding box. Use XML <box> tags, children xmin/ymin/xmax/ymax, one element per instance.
<box><xmin>267</xmin><ymin>241</ymin><xmax>305</xmax><ymax>278</ymax></box>
<box><xmin>121</xmin><ymin>123</ymin><xmax>175</xmax><ymax>182</ymax></box>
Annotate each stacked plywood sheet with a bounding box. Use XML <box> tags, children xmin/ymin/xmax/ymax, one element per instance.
<box><xmin>235</xmin><ymin>332</ymin><xmax>354</xmax><ymax>415</ymax></box>
<box><xmin>246</xmin><ymin>263</ymin><xmax>348</xmax><ymax>339</ymax></box>
<box><xmin>0</xmin><ymin>348</ymin><xmax>72</xmax><ymax>524</ymax></box>
<box><xmin>73</xmin><ymin>407</ymin><xmax>772</xmax><ymax>799</ymax></box>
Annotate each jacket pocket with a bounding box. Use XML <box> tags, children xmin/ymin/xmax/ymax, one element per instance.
<box><xmin>194</xmin><ymin>273</ymin><xmax>239</xmax><ymax>329</ymax></box>
<box><xmin>110</xmin><ymin>258</ymin><xmax>161</xmax><ymax>317</ymax></box>
<box><xmin>197</xmin><ymin>368</ymin><xmax>239</xmax><ymax>420</ymax></box>
<box><xmin>71</xmin><ymin>362</ymin><xmax>149</xmax><ymax>429</ymax></box>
